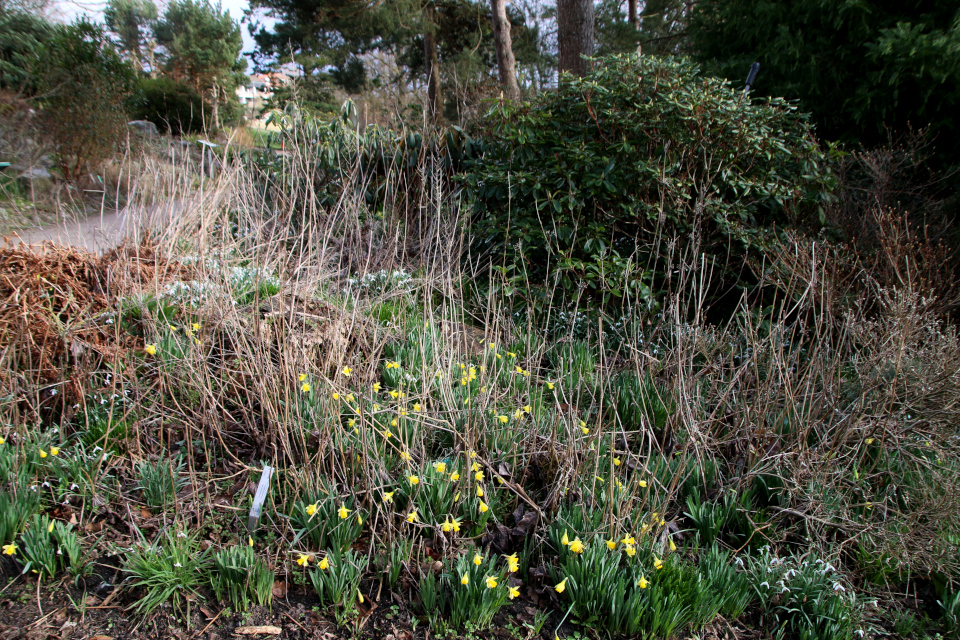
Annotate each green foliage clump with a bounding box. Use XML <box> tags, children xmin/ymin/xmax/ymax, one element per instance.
<box><xmin>0</xmin><ymin>486</ymin><xmax>39</xmax><ymax>546</ymax></box>
<box><xmin>688</xmin><ymin>0</ymin><xmax>960</xmax><ymax>171</ymax></box>
<box><xmin>211</xmin><ymin>544</ymin><xmax>274</xmax><ymax>611</ymax></box>
<box><xmin>17</xmin><ymin>514</ymin><xmax>86</xmax><ymax>581</ymax></box>
<box><xmin>0</xmin><ymin>8</ymin><xmax>52</xmax><ymax>91</ymax></box>
<box><xmin>136</xmin><ymin>454</ymin><xmax>186</xmax><ymax>509</ymax></box>
<box><xmin>37</xmin><ymin>20</ymin><xmax>136</xmax><ymax>180</ymax></box>
<box><xmin>465</xmin><ymin>54</ymin><xmax>834</xmax><ymax>313</ymax></box>
<box><xmin>124</xmin><ymin>530</ymin><xmax>209</xmax><ymax>614</ymax></box>
<box><xmin>129</xmin><ymin>76</ymin><xmax>210</xmax><ymax>134</ymax></box>
<box><xmin>747</xmin><ymin>547</ymin><xmax>862</xmax><ymax>640</ymax></box>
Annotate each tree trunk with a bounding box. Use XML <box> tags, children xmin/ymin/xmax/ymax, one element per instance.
<box><xmin>557</xmin><ymin>0</ymin><xmax>594</xmax><ymax>77</ymax></box>
<box><xmin>212</xmin><ymin>83</ymin><xmax>220</xmax><ymax>131</ymax></box>
<box><xmin>423</xmin><ymin>4</ymin><xmax>442</xmax><ymax>123</ymax></box>
<box><xmin>489</xmin><ymin>0</ymin><xmax>520</xmax><ymax>100</ymax></box>
<box><xmin>628</xmin><ymin>0</ymin><xmax>640</xmax><ymax>51</ymax></box>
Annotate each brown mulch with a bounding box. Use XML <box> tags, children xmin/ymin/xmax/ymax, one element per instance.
<box><xmin>0</xmin><ymin>238</ymin><xmax>193</xmax><ymax>405</ymax></box>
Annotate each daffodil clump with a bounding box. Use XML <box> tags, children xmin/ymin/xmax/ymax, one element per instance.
<box><xmin>309</xmin><ymin>548</ymin><xmax>365</xmax><ymax>618</ymax></box>
<box><xmin>292</xmin><ymin>489</ymin><xmax>366</xmax><ymax>553</ymax></box>
<box><xmin>433</xmin><ymin>547</ymin><xmax>514</xmax><ymax>630</ymax></box>
<box><xmin>543</xmin><ymin>487</ymin><xmax>779</xmax><ymax>640</ymax></box>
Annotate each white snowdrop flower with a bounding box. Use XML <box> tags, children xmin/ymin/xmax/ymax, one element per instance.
<box><xmin>833</xmin><ymin>582</ymin><xmax>845</xmax><ymax>592</ymax></box>
<box><xmin>50</xmin><ymin>389</ymin><xmax>57</xmax><ymax>396</ymax></box>
<box><xmin>178</xmin><ymin>531</ymin><xmax>187</xmax><ymax>538</ymax></box>
<box><xmin>759</xmin><ymin>581</ymin><xmax>770</xmax><ymax>589</ymax></box>
<box><xmin>174</xmin><ymin>562</ymin><xmax>182</xmax><ymax>568</ymax></box>
<box><xmin>57</xmin><ymin>549</ymin><xmax>63</xmax><ymax>555</ymax></box>
<box><xmin>70</xmin><ymin>483</ymin><xmax>79</xmax><ymax>490</ymax></box>
<box><xmin>42</xmin><ymin>482</ymin><xmax>50</xmax><ymax>488</ymax></box>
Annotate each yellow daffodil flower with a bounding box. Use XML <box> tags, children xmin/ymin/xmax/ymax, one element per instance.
<box><xmin>39</xmin><ymin>449</ymin><xmax>47</xmax><ymax>458</ymax></box>
<box><xmin>299</xmin><ymin>373</ymin><xmax>307</xmax><ymax>381</ymax></box>
<box><xmin>638</xmin><ymin>575</ymin><xmax>648</xmax><ymax>589</ymax></box>
<box><xmin>49</xmin><ymin>447</ymin><xmax>59</xmax><ymax>456</ymax></box>
<box><xmin>145</xmin><ymin>344</ymin><xmax>157</xmax><ymax>356</ymax></box>
<box><xmin>338</xmin><ymin>504</ymin><xmax>350</xmax><ymax>519</ymax></box>
<box><xmin>638</xmin><ymin>479</ymin><xmax>648</xmax><ymax>488</ymax></box>
<box><xmin>342</xmin><ymin>366</ymin><xmax>352</xmax><ymax>377</ymax></box>
<box><xmin>473</xmin><ymin>553</ymin><xmax>483</xmax><ymax>566</ymax></box>
<box><xmin>486</xmin><ymin>576</ymin><xmax>498</xmax><ymax>588</ymax></box>
<box><xmin>654</xmin><ymin>557</ymin><xmax>663</xmax><ymax>570</ymax></box>
<box><xmin>569</xmin><ymin>538</ymin><xmax>585</xmax><ymax>554</ymax></box>
<box><xmin>547</xmin><ymin>382</ymin><xmax>555</xmax><ymax>390</ymax></box>
<box><xmin>297</xmin><ymin>554</ymin><xmax>310</xmax><ymax>566</ymax></box>
<box><xmin>434</xmin><ymin>462</ymin><xmax>447</xmax><ymax>473</ymax></box>
<box><xmin>319</xmin><ymin>556</ymin><xmax>330</xmax><ymax>570</ymax></box>
<box><xmin>306</xmin><ymin>503</ymin><xmax>318</xmax><ymax>516</ymax></box>
<box><xmin>301</xmin><ymin>383</ymin><xmax>311</xmax><ymax>393</ymax></box>
<box><xmin>409</xmin><ymin>475</ymin><xmax>419</xmax><ymax>485</ymax></box>
<box><xmin>461</xmin><ymin>573</ymin><xmax>469</xmax><ymax>585</ymax></box>
<box><xmin>479</xmin><ymin>500</ymin><xmax>488</xmax><ymax>513</ymax></box>
<box><xmin>450</xmin><ymin>471</ymin><xmax>460</xmax><ymax>481</ymax></box>
<box><xmin>373</xmin><ymin>382</ymin><xmax>381</xmax><ymax>392</ymax></box>
<box><xmin>407</xmin><ymin>511</ymin><xmax>418</xmax><ymax>523</ymax></box>
<box><xmin>625</xmin><ymin>544</ymin><xmax>636</xmax><ymax>557</ymax></box>
<box><xmin>400</xmin><ymin>451</ymin><xmax>412</xmax><ymax>461</ymax></box>
<box><xmin>509</xmin><ymin>586</ymin><xmax>519</xmax><ymax>599</ymax></box>
<box><xmin>2</xmin><ymin>543</ymin><xmax>16</xmax><ymax>555</ymax></box>
<box><xmin>497</xmin><ymin>415</ymin><xmax>509</xmax><ymax>423</ymax></box>
<box><xmin>505</xmin><ymin>553</ymin><xmax>519</xmax><ymax>572</ymax></box>
<box><xmin>555</xmin><ymin>578</ymin><xmax>567</xmax><ymax>593</ymax></box>
<box><xmin>561</xmin><ymin>531</ymin><xmax>570</xmax><ymax>546</ymax></box>
<box><xmin>669</xmin><ymin>539</ymin><xmax>677</xmax><ymax>552</ymax></box>
<box><xmin>606</xmin><ymin>539</ymin><xmax>617</xmax><ymax>550</ymax></box>
<box><xmin>383</xmin><ymin>491</ymin><xmax>394</xmax><ymax>503</ymax></box>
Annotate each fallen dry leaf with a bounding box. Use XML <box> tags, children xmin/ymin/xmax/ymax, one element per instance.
<box><xmin>234</xmin><ymin>626</ymin><xmax>282</xmax><ymax>636</ymax></box>
<box><xmin>139</xmin><ymin>508</ymin><xmax>152</xmax><ymax>518</ymax></box>
<box><xmin>271</xmin><ymin>580</ymin><xmax>287</xmax><ymax>598</ymax></box>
